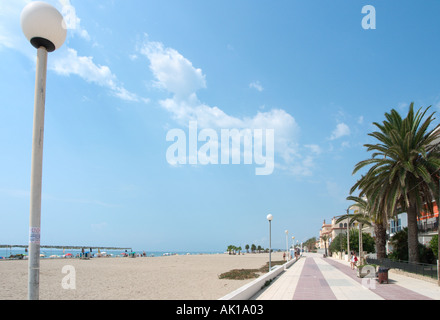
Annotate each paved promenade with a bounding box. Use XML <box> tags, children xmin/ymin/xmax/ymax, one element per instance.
<box><xmin>252</xmin><ymin>252</ymin><xmax>440</xmax><ymax>300</ymax></box>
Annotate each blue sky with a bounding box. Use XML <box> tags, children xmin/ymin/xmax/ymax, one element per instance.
<box><xmin>1</xmin><ymin>0</ymin><xmax>440</xmax><ymax>252</ymax></box>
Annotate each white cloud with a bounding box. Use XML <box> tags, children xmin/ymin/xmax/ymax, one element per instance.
<box><xmin>58</xmin><ymin>0</ymin><xmax>90</xmax><ymax>41</ymax></box>
<box><xmin>0</xmin><ymin>0</ymin><xmax>138</xmax><ymax>102</ymax></box>
<box><xmin>141</xmin><ymin>41</ymin><xmax>206</xmax><ymax>99</ymax></box>
<box><xmin>341</xmin><ymin>141</ymin><xmax>350</xmax><ymax>149</ymax></box>
<box><xmin>51</xmin><ymin>47</ymin><xmax>140</xmax><ymax>102</ymax></box>
<box><xmin>52</xmin><ymin>48</ymin><xmax>113</xmax><ymax>86</ymax></box>
<box><xmin>305</xmin><ymin>144</ymin><xmax>322</xmax><ymax>155</ymax></box>
<box><xmin>0</xmin><ymin>0</ymin><xmax>31</xmax><ymax>53</ymax></box>
<box><xmin>397</xmin><ymin>102</ymin><xmax>409</xmax><ymax>111</ymax></box>
<box><xmin>249</xmin><ymin>81</ymin><xmax>264</xmax><ymax>92</ymax></box>
<box><xmin>329</xmin><ymin>123</ymin><xmax>350</xmax><ymax>140</ymax></box>
<box><xmin>139</xmin><ymin>38</ymin><xmax>321</xmax><ymax>176</ymax></box>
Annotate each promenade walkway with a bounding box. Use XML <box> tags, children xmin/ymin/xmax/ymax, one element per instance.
<box><xmin>252</xmin><ymin>252</ymin><xmax>440</xmax><ymax>300</ymax></box>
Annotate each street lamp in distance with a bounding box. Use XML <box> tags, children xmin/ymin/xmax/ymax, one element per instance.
<box><xmin>266</xmin><ymin>214</ymin><xmax>273</xmax><ymax>272</ymax></box>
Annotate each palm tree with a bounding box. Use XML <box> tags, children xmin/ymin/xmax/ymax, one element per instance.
<box><xmin>321</xmin><ymin>235</ymin><xmax>329</xmax><ymax>257</ymax></box>
<box><xmin>336</xmin><ymin>197</ymin><xmax>373</xmax><ymax>264</ymax></box>
<box><xmin>351</xmin><ymin>104</ymin><xmax>440</xmax><ymax>262</ymax></box>
<box><xmin>345</xmin><ymin>195</ymin><xmax>389</xmax><ymax>260</ymax></box>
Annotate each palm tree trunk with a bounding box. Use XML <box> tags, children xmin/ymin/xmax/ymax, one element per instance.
<box><xmin>436</xmin><ymin>181</ymin><xmax>440</xmax><ymax>286</ymax></box>
<box><xmin>359</xmin><ymin>223</ymin><xmax>364</xmax><ymax>264</ymax></box>
<box><xmin>375</xmin><ymin>221</ymin><xmax>387</xmax><ymax>259</ymax></box>
<box><xmin>407</xmin><ymin>203</ymin><xmax>420</xmax><ymax>263</ymax></box>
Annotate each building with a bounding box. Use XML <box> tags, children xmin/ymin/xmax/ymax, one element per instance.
<box><xmin>318</xmin><ymin>220</ymin><xmax>332</xmax><ymax>249</ymax></box>
<box><xmin>418</xmin><ymin>201</ymin><xmax>439</xmax><ymax>246</ymax></box>
<box><xmin>318</xmin><ymin>216</ymin><xmax>364</xmax><ymax>250</ymax></box>
<box><xmin>320</xmin><ymin>205</ymin><xmax>438</xmax><ymax>254</ymax></box>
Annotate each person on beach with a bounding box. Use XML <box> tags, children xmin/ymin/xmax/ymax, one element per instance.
<box><xmin>283</xmin><ymin>252</ymin><xmax>286</xmax><ymax>261</ymax></box>
<box><xmin>350</xmin><ymin>252</ymin><xmax>358</xmax><ymax>270</ymax></box>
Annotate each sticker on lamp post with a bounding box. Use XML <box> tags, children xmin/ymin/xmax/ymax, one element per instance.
<box><xmin>29</xmin><ymin>227</ymin><xmax>40</xmax><ymax>244</ymax></box>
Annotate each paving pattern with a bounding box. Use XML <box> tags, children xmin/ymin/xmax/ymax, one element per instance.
<box><xmin>253</xmin><ymin>252</ymin><xmax>440</xmax><ymax>300</ymax></box>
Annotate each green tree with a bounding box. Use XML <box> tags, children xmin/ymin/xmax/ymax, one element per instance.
<box><xmin>303</xmin><ymin>237</ymin><xmax>317</xmax><ymax>252</ymax></box>
<box><xmin>329</xmin><ymin>233</ymin><xmax>347</xmax><ymax>254</ymax></box>
<box><xmin>389</xmin><ymin>228</ymin><xmax>409</xmax><ymax>261</ymax></box>
<box><xmin>351</xmin><ymin>104</ymin><xmax>440</xmax><ymax>263</ymax></box>
<box><xmin>390</xmin><ymin>228</ymin><xmax>436</xmax><ymax>264</ymax></box>
<box><xmin>245</xmin><ymin>244</ymin><xmax>250</xmax><ymax>253</ymax></box>
<box><xmin>430</xmin><ymin>235</ymin><xmax>438</xmax><ymax>259</ymax></box>
<box><xmin>336</xmin><ymin>197</ymin><xmax>373</xmax><ymax>263</ymax></box>
<box><xmin>330</xmin><ymin>231</ymin><xmax>375</xmax><ymax>256</ymax></box>
<box><xmin>347</xmin><ymin>229</ymin><xmax>376</xmax><ymax>254</ymax></box>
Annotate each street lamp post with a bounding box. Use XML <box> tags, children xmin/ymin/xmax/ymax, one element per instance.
<box><xmin>291</xmin><ymin>236</ymin><xmax>295</xmax><ymax>258</ymax></box>
<box><xmin>21</xmin><ymin>1</ymin><xmax>67</xmax><ymax>300</ymax></box>
<box><xmin>267</xmin><ymin>214</ymin><xmax>273</xmax><ymax>272</ymax></box>
<box><xmin>285</xmin><ymin>230</ymin><xmax>288</xmax><ymax>261</ymax></box>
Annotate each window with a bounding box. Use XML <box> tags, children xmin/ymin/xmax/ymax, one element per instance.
<box><xmin>390</xmin><ymin>219</ymin><xmax>401</xmax><ymax>234</ymax></box>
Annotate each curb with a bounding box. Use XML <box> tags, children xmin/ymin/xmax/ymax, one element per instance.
<box><xmin>219</xmin><ymin>258</ymin><xmax>300</xmax><ymax>300</ymax></box>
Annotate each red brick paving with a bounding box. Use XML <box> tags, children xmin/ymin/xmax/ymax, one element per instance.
<box><xmin>323</xmin><ymin>257</ymin><xmax>433</xmax><ymax>300</ymax></box>
<box><xmin>292</xmin><ymin>256</ymin><xmax>337</xmax><ymax>300</ymax></box>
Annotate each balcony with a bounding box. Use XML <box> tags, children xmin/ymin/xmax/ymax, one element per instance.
<box><xmin>418</xmin><ymin>220</ymin><xmax>438</xmax><ymax>233</ymax></box>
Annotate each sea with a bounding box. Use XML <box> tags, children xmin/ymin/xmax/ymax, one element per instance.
<box><xmin>0</xmin><ymin>247</ymin><xmax>225</xmax><ymax>259</ymax></box>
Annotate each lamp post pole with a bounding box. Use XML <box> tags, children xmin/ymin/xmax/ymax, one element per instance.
<box><xmin>28</xmin><ymin>46</ymin><xmax>48</xmax><ymax>300</ymax></box>
<box><xmin>292</xmin><ymin>236</ymin><xmax>295</xmax><ymax>259</ymax></box>
<box><xmin>267</xmin><ymin>214</ymin><xmax>273</xmax><ymax>272</ymax></box>
<box><xmin>21</xmin><ymin>1</ymin><xmax>67</xmax><ymax>300</ymax></box>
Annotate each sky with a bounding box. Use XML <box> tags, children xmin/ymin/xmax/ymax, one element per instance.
<box><xmin>1</xmin><ymin>0</ymin><xmax>440</xmax><ymax>253</ymax></box>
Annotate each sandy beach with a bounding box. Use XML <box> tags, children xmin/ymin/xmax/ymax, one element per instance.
<box><xmin>0</xmin><ymin>252</ymin><xmax>284</xmax><ymax>300</ymax></box>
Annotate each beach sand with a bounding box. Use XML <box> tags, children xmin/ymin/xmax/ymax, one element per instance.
<box><xmin>0</xmin><ymin>252</ymin><xmax>284</xmax><ymax>300</ymax></box>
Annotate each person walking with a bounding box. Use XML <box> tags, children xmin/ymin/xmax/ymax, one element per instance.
<box><xmin>350</xmin><ymin>252</ymin><xmax>358</xmax><ymax>270</ymax></box>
